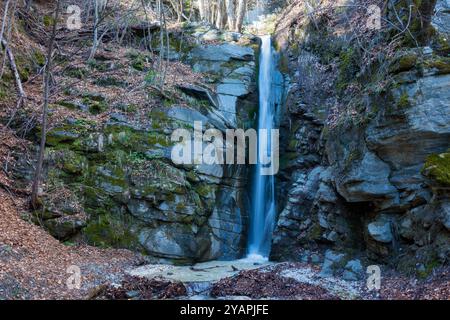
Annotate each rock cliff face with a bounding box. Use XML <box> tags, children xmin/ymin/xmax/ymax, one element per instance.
<box><xmin>16</xmin><ymin>23</ymin><xmax>259</xmax><ymax>264</ymax></box>
<box><xmin>271</xmin><ymin>0</ymin><xmax>450</xmax><ymax>275</ymax></box>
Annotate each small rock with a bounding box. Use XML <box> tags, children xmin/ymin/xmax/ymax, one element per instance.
<box><xmin>319</xmin><ymin>250</ymin><xmax>346</xmax><ymax>277</ymax></box>
<box><xmin>422</xmin><ymin>46</ymin><xmax>433</xmax><ymax>56</ymax></box>
<box><xmin>343</xmin><ymin>259</ymin><xmax>364</xmax><ymax>281</ymax></box>
<box><xmin>299</xmin><ymin>250</ymin><xmax>310</xmax><ymax>263</ymax></box>
<box><xmin>311</xmin><ymin>254</ymin><xmax>321</xmax><ymax>264</ymax></box>
<box><xmin>368</xmin><ymin>217</ymin><xmax>393</xmax><ymax>243</ymax></box>
<box><xmin>125</xmin><ymin>290</ymin><xmax>141</xmax><ymax>299</ymax></box>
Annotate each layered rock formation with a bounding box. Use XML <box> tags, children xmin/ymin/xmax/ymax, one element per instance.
<box><xmin>15</xmin><ymin>23</ymin><xmax>259</xmax><ymax>264</ymax></box>
<box><xmin>271</xmin><ymin>0</ymin><xmax>450</xmax><ymax>275</ymax></box>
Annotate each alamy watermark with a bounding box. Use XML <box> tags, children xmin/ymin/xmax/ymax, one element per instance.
<box><xmin>66</xmin><ymin>265</ymin><xmax>81</xmax><ymax>290</ymax></box>
<box><xmin>171</xmin><ymin>121</ymin><xmax>280</xmax><ymax>176</ymax></box>
<box><xmin>366</xmin><ymin>265</ymin><xmax>381</xmax><ymax>291</ymax></box>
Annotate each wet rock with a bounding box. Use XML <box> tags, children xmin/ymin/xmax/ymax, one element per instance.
<box><xmin>44</xmin><ymin>218</ymin><xmax>87</xmax><ymax>241</ymax></box>
<box><xmin>190</xmin><ymin>43</ymin><xmax>254</xmax><ymax>62</ymax></box>
<box><xmin>319</xmin><ymin>250</ymin><xmax>347</xmax><ymax>277</ymax></box>
<box><xmin>399</xmin><ymin>216</ymin><xmax>415</xmax><ymax>241</ymax></box>
<box><xmin>311</xmin><ymin>254</ymin><xmax>321</xmax><ymax>264</ymax></box>
<box><xmin>335</xmin><ymin>151</ymin><xmax>398</xmax><ymax>204</ymax></box>
<box><xmin>368</xmin><ymin>216</ymin><xmax>393</xmax><ymax>243</ymax></box>
<box><xmin>343</xmin><ymin>259</ymin><xmax>364</xmax><ymax>281</ymax></box>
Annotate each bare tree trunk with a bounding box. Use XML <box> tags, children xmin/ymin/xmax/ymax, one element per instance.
<box><xmin>0</xmin><ymin>0</ymin><xmax>11</xmax><ymax>45</ymax></box>
<box><xmin>89</xmin><ymin>0</ymin><xmax>99</xmax><ymax>60</ymax></box>
<box><xmin>226</xmin><ymin>0</ymin><xmax>235</xmax><ymax>30</ymax></box>
<box><xmin>417</xmin><ymin>0</ymin><xmax>438</xmax><ymax>44</ymax></box>
<box><xmin>25</xmin><ymin>0</ymin><xmax>32</xmax><ymax>12</ymax></box>
<box><xmin>31</xmin><ymin>0</ymin><xmax>61</xmax><ymax>209</ymax></box>
<box><xmin>234</xmin><ymin>0</ymin><xmax>246</xmax><ymax>32</ymax></box>
<box><xmin>198</xmin><ymin>0</ymin><xmax>206</xmax><ymax>21</ymax></box>
<box><xmin>216</xmin><ymin>0</ymin><xmax>227</xmax><ymax>29</ymax></box>
<box><xmin>1</xmin><ymin>40</ymin><xmax>25</xmax><ymax>99</ymax></box>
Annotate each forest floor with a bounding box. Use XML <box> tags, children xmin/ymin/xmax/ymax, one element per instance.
<box><xmin>0</xmin><ymin>182</ymin><xmax>142</xmax><ymax>300</ymax></box>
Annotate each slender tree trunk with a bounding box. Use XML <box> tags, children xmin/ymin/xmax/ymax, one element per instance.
<box><xmin>417</xmin><ymin>0</ymin><xmax>437</xmax><ymax>44</ymax></box>
<box><xmin>0</xmin><ymin>0</ymin><xmax>11</xmax><ymax>45</ymax></box>
<box><xmin>89</xmin><ymin>0</ymin><xmax>99</xmax><ymax>60</ymax></box>
<box><xmin>25</xmin><ymin>0</ymin><xmax>31</xmax><ymax>12</ymax></box>
<box><xmin>234</xmin><ymin>0</ymin><xmax>246</xmax><ymax>32</ymax></box>
<box><xmin>198</xmin><ymin>0</ymin><xmax>206</xmax><ymax>21</ymax></box>
<box><xmin>226</xmin><ymin>0</ymin><xmax>235</xmax><ymax>30</ymax></box>
<box><xmin>31</xmin><ymin>0</ymin><xmax>61</xmax><ymax>209</ymax></box>
<box><xmin>1</xmin><ymin>39</ymin><xmax>25</xmax><ymax>99</ymax></box>
<box><xmin>216</xmin><ymin>0</ymin><xmax>227</xmax><ymax>29</ymax></box>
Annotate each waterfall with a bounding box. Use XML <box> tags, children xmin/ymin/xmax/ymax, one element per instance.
<box><xmin>247</xmin><ymin>35</ymin><xmax>282</xmax><ymax>259</ymax></box>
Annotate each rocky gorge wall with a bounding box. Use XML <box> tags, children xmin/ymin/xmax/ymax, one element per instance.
<box><xmin>13</xmin><ymin>23</ymin><xmax>260</xmax><ymax>264</ymax></box>
<box><xmin>270</xmin><ymin>0</ymin><xmax>450</xmax><ymax>277</ymax></box>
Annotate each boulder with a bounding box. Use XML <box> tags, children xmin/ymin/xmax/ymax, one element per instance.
<box><xmin>319</xmin><ymin>250</ymin><xmax>347</xmax><ymax>277</ymax></box>
<box><xmin>368</xmin><ymin>216</ymin><xmax>393</xmax><ymax>243</ymax></box>
<box><xmin>342</xmin><ymin>259</ymin><xmax>364</xmax><ymax>281</ymax></box>
<box><xmin>335</xmin><ymin>151</ymin><xmax>398</xmax><ymax>204</ymax></box>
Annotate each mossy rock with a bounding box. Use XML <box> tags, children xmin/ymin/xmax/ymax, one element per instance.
<box><xmin>390</xmin><ymin>53</ymin><xmax>419</xmax><ymax>73</ymax></box>
<box><xmin>84</xmin><ymin>214</ymin><xmax>138</xmax><ymax>249</ymax></box>
<box><xmin>397</xmin><ymin>91</ymin><xmax>411</xmax><ymax>108</ymax></box>
<box><xmin>45</xmin><ymin>120</ymin><xmax>93</xmax><ymax>148</ymax></box>
<box><xmin>43</xmin><ymin>218</ymin><xmax>86</xmax><ymax>241</ymax></box>
<box><xmin>424</xmin><ymin>56</ymin><xmax>450</xmax><ymax>75</ymax></box>
<box><xmin>422</xmin><ymin>151</ymin><xmax>450</xmax><ymax>186</ymax></box>
<box><xmin>104</xmin><ymin>125</ymin><xmax>172</xmax><ymax>152</ymax></box>
<box><xmin>60</xmin><ymin>150</ymin><xmax>87</xmax><ymax>174</ymax></box>
<box><xmin>46</xmin><ymin>129</ymin><xmax>81</xmax><ymax>147</ymax></box>
<box><xmin>64</xmin><ymin>66</ymin><xmax>88</xmax><ymax>79</ymax></box>
<box><xmin>94</xmin><ymin>76</ymin><xmax>128</xmax><ymax>88</ymax></box>
<box><xmin>434</xmin><ymin>35</ymin><xmax>450</xmax><ymax>57</ymax></box>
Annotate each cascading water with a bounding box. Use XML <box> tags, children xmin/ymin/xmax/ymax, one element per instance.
<box><xmin>247</xmin><ymin>35</ymin><xmax>282</xmax><ymax>259</ymax></box>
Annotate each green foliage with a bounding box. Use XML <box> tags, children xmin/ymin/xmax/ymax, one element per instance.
<box><xmin>94</xmin><ymin>76</ymin><xmax>128</xmax><ymax>88</ymax></box>
<box><xmin>424</xmin><ymin>57</ymin><xmax>450</xmax><ymax>75</ymax></box>
<box><xmin>422</xmin><ymin>151</ymin><xmax>450</xmax><ymax>186</ymax></box>
<box><xmin>43</xmin><ymin>15</ymin><xmax>55</xmax><ymax>27</ymax></box>
<box><xmin>33</xmin><ymin>50</ymin><xmax>46</xmax><ymax>66</ymax></box>
<box><xmin>397</xmin><ymin>92</ymin><xmax>411</xmax><ymax>108</ymax></box>
<box><xmin>337</xmin><ymin>48</ymin><xmax>359</xmax><ymax>92</ymax></box>
<box><xmin>144</xmin><ymin>69</ymin><xmax>158</xmax><ymax>84</ymax></box>
<box><xmin>65</xmin><ymin>66</ymin><xmax>88</xmax><ymax>79</ymax></box>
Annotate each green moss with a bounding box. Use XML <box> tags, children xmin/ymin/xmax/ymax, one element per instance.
<box><xmin>337</xmin><ymin>48</ymin><xmax>359</xmax><ymax>92</ymax></box>
<box><xmin>132</xmin><ymin>57</ymin><xmax>146</xmax><ymax>71</ymax></box>
<box><xmin>424</xmin><ymin>57</ymin><xmax>450</xmax><ymax>75</ymax></box>
<box><xmin>194</xmin><ymin>184</ymin><xmax>215</xmax><ymax>198</ymax></box>
<box><xmin>307</xmin><ymin>224</ymin><xmax>323</xmax><ymax>241</ymax></box>
<box><xmin>15</xmin><ymin>55</ymin><xmax>31</xmax><ymax>82</ymax></box>
<box><xmin>422</xmin><ymin>151</ymin><xmax>450</xmax><ymax>186</ymax></box>
<box><xmin>94</xmin><ymin>76</ymin><xmax>128</xmax><ymax>88</ymax></box>
<box><xmin>0</xmin><ymin>81</ymin><xmax>10</xmax><ymax>101</ymax></box>
<box><xmin>61</xmin><ymin>150</ymin><xmax>87</xmax><ymax>174</ymax></box>
<box><xmin>397</xmin><ymin>92</ymin><xmax>411</xmax><ymax>108</ymax></box>
<box><xmin>33</xmin><ymin>50</ymin><xmax>46</xmax><ymax>66</ymax></box>
<box><xmin>435</xmin><ymin>35</ymin><xmax>450</xmax><ymax>56</ymax></box>
<box><xmin>65</xmin><ymin>66</ymin><xmax>88</xmax><ymax>79</ymax></box>
<box><xmin>279</xmin><ymin>152</ymin><xmax>299</xmax><ymax>171</ymax></box>
<box><xmin>105</xmin><ymin>125</ymin><xmax>171</xmax><ymax>152</ymax></box>
<box><xmin>82</xmin><ymin>96</ymin><xmax>108</xmax><ymax>114</ymax></box>
<box><xmin>395</xmin><ymin>54</ymin><xmax>418</xmax><ymax>73</ymax></box>
<box><xmin>87</xmin><ymin>59</ymin><xmax>109</xmax><ymax>72</ymax></box>
<box><xmin>278</xmin><ymin>54</ymin><xmax>289</xmax><ymax>74</ymax></box>
<box><xmin>44</xmin><ymin>119</ymin><xmax>93</xmax><ymax>147</ymax></box>
<box><xmin>43</xmin><ymin>15</ymin><xmax>55</xmax><ymax>27</ymax></box>
<box><xmin>84</xmin><ymin>214</ymin><xmax>138</xmax><ymax>249</ymax></box>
